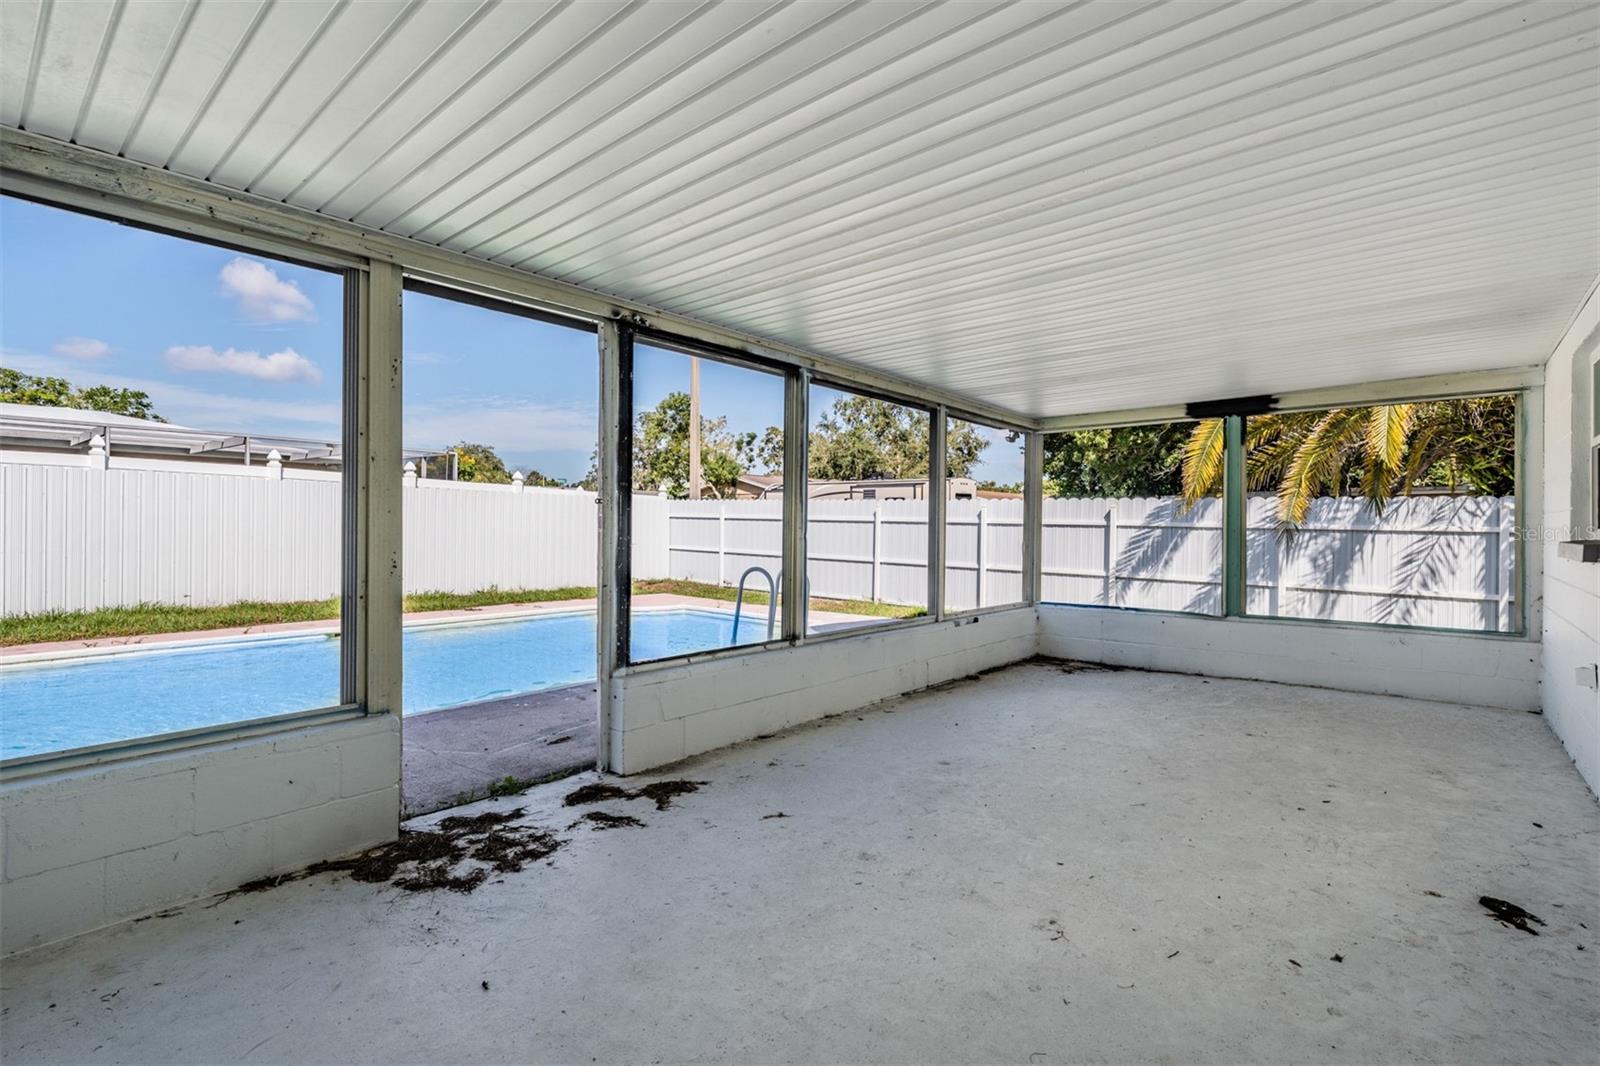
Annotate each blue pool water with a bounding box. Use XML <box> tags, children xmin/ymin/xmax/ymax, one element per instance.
<box><xmin>0</xmin><ymin>610</ymin><xmax>762</xmax><ymax>760</ymax></box>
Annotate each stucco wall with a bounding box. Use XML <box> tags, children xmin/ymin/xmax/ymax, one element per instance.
<box><xmin>1540</xmin><ymin>295</ymin><xmax>1600</xmax><ymax>793</ymax></box>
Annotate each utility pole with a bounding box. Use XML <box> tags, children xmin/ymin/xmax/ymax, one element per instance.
<box><xmin>688</xmin><ymin>355</ymin><xmax>702</xmax><ymax>499</ymax></box>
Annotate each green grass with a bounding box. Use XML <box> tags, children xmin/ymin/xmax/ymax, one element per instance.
<box><xmin>403</xmin><ymin>586</ymin><xmax>597</xmax><ymax>613</ymax></box>
<box><xmin>0</xmin><ymin>599</ymin><xmax>343</xmax><ymax>647</ymax></box>
<box><xmin>0</xmin><ymin>579</ymin><xmax>921</xmax><ymax>646</ymax></box>
<box><xmin>632</xmin><ymin>579</ymin><xmax>924</xmax><ymax>620</ymax></box>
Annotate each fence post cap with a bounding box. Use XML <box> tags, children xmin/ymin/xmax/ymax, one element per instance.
<box><xmin>403</xmin><ymin>460</ymin><xmax>416</xmax><ymax>474</ymax></box>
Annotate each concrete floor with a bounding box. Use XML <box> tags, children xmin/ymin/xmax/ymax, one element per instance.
<box><xmin>3</xmin><ymin>662</ymin><xmax>1596</xmax><ymax>1064</ymax></box>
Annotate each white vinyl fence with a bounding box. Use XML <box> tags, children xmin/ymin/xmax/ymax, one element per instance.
<box><xmin>2</xmin><ymin>454</ymin><xmax>1515</xmax><ymax>631</ymax></box>
<box><xmin>0</xmin><ymin>455</ymin><xmax>667</xmax><ymax>615</ymax></box>
<box><xmin>668</xmin><ymin>495</ymin><xmax>1517</xmax><ymax>630</ymax></box>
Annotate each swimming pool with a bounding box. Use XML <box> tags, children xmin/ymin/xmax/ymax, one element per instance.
<box><xmin>0</xmin><ymin>609</ymin><xmax>761</xmax><ymax>760</ymax></box>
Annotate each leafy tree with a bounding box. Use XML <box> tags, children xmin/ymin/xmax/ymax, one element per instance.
<box><xmin>420</xmin><ymin>441</ymin><xmax>558</xmax><ymax>486</ymax></box>
<box><xmin>764</xmin><ymin>396</ymin><xmax>989</xmax><ymax>481</ymax></box>
<box><xmin>1180</xmin><ymin>395</ymin><xmax>1517</xmax><ymax>524</ymax></box>
<box><xmin>809</xmin><ymin>396</ymin><xmax>987</xmax><ymax>479</ymax></box>
<box><xmin>1</xmin><ymin>367</ymin><xmax>164</xmax><ymax>421</ymax></box>
<box><xmin>1043</xmin><ymin>423</ymin><xmax>1192</xmax><ymax>498</ymax></box>
<box><xmin>634</xmin><ymin>391</ymin><xmax>757</xmax><ymax>498</ymax></box>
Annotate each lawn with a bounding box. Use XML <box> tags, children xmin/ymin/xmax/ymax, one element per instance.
<box><xmin>0</xmin><ymin>581</ymin><xmax>922</xmax><ymax>646</ymax></box>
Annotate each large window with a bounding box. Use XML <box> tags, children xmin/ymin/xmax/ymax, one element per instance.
<box><xmin>399</xmin><ymin>284</ymin><xmax>598</xmax><ymax>728</ymax></box>
<box><xmin>628</xmin><ymin>340</ymin><xmax>787</xmax><ymax>662</ymax></box>
<box><xmin>1240</xmin><ymin>396</ymin><xmax>1519</xmax><ymax>632</ymax></box>
<box><xmin>943</xmin><ymin>418</ymin><xmax>1028</xmax><ymax>612</ymax></box>
<box><xmin>1039</xmin><ymin>394</ymin><xmax>1522</xmax><ymax>633</ymax></box>
<box><xmin>1040</xmin><ymin>420</ymin><xmax>1222</xmax><ymax>615</ymax></box>
<box><xmin>0</xmin><ymin>196</ymin><xmax>349</xmax><ymax>760</ymax></box>
<box><xmin>804</xmin><ymin>384</ymin><xmax>931</xmax><ymax>634</ymax></box>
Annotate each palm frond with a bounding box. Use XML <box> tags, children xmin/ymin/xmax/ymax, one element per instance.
<box><xmin>1359</xmin><ymin>404</ymin><xmax>1415</xmax><ymax>511</ymax></box>
<box><xmin>1179</xmin><ymin>418</ymin><xmax>1227</xmax><ymax>510</ymax></box>
<box><xmin>1276</xmin><ymin>410</ymin><xmax>1364</xmax><ymax>524</ymax></box>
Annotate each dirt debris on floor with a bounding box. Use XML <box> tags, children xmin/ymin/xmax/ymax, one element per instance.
<box><xmin>572</xmin><ymin>811</ymin><xmax>646</xmax><ymax>831</ymax></box>
<box><xmin>563</xmin><ymin>778</ymin><xmax>708</xmax><ymax>810</ymax></box>
<box><xmin>225</xmin><ymin>781</ymin><xmax>710</xmax><ymax>902</ymax></box>
<box><xmin>562</xmin><ymin>782</ymin><xmax>633</xmax><ymax>805</ymax></box>
<box><xmin>231</xmin><ymin>807</ymin><xmax>563</xmax><ymax>898</ymax></box>
<box><xmin>1481</xmin><ymin>896</ymin><xmax>1547</xmax><ymax>935</ymax></box>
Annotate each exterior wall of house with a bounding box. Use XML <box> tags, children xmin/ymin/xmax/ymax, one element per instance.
<box><xmin>1539</xmin><ymin>289</ymin><xmax>1600</xmax><ymax>793</ymax></box>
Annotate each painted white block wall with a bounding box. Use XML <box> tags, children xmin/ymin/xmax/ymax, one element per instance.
<box><xmin>1037</xmin><ymin>606</ymin><xmax>1540</xmax><ymax>712</ymax></box>
<box><xmin>610</xmin><ymin>608</ymin><xmax>1039</xmax><ymax>774</ymax></box>
<box><xmin>0</xmin><ymin>713</ymin><xmax>399</xmax><ymax>954</ymax></box>
<box><xmin>1540</xmin><ymin>293</ymin><xmax>1600</xmax><ymax>794</ymax></box>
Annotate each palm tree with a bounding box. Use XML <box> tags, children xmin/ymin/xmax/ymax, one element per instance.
<box><xmin>1180</xmin><ymin>395</ymin><xmax>1516</xmax><ymax>524</ymax></box>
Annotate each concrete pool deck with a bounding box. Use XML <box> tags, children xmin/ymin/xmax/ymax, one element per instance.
<box><xmin>3</xmin><ymin>661</ymin><xmax>1594</xmax><ymax>1063</ymax></box>
<box><xmin>0</xmin><ymin>594</ymin><xmax>893</xmax><ymax>659</ymax></box>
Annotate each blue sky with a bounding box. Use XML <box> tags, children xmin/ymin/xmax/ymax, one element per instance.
<box><xmin>2</xmin><ymin>196</ymin><xmax>1019</xmax><ymax>485</ymax></box>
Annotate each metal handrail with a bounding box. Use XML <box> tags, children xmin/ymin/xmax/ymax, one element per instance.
<box><xmin>730</xmin><ymin>567</ymin><xmax>812</xmax><ymax>643</ymax></box>
<box><xmin>730</xmin><ymin>566</ymin><xmax>778</xmax><ymax>642</ymax></box>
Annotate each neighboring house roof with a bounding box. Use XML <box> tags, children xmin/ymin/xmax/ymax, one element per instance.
<box><xmin>0</xmin><ymin>403</ymin><xmax>440</xmax><ymax>466</ymax></box>
<box><xmin>0</xmin><ymin>401</ymin><xmax>183</xmax><ymax>429</ymax></box>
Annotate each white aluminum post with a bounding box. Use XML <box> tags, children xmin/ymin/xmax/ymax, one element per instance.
<box><xmin>781</xmin><ymin>369</ymin><xmax>809</xmax><ymax>639</ymax></box>
<box><xmin>352</xmin><ymin>261</ymin><xmax>404</xmax><ymax>731</ymax></box>
<box><xmin>1023</xmin><ymin>429</ymin><xmax>1043</xmax><ymax>605</ymax></box>
<box><xmin>928</xmin><ymin>407</ymin><xmax>947</xmax><ymax>619</ymax></box>
<box><xmin>596</xmin><ymin>319</ymin><xmax>631</xmax><ymax>771</ymax></box>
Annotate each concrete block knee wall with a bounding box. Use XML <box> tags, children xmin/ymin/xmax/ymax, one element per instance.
<box><xmin>1038</xmin><ymin>605</ymin><xmax>1541</xmax><ymax>713</ymax></box>
<box><xmin>610</xmin><ymin>608</ymin><xmax>1041</xmax><ymax>774</ymax></box>
<box><xmin>0</xmin><ymin>714</ymin><xmax>399</xmax><ymax>954</ymax></box>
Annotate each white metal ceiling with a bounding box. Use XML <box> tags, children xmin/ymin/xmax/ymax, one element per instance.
<box><xmin>2</xmin><ymin>0</ymin><xmax>1596</xmax><ymax>418</ymax></box>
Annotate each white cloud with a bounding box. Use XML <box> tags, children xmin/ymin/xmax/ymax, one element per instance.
<box><xmin>52</xmin><ymin>337</ymin><xmax>112</xmax><ymax>359</ymax></box>
<box><xmin>403</xmin><ymin>398</ymin><xmax>597</xmax><ymax>455</ymax></box>
<box><xmin>164</xmin><ymin>344</ymin><xmax>323</xmax><ymax>384</ymax></box>
<box><xmin>219</xmin><ymin>257</ymin><xmax>315</xmax><ymax>323</ymax></box>
<box><xmin>1</xmin><ymin>347</ymin><xmax>341</xmax><ymax>435</ymax></box>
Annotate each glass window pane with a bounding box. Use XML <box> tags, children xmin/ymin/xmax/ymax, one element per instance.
<box><xmin>0</xmin><ymin>195</ymin><xmax>347</xmax><ymax>759</ymax></box>
<box><xmin>628</xmin><ymin>343</ymin><xmax>785</xmax><ymax>661</ymax></box>
<box><xmin>804</xmin><ymin>385</ymin><xmax>930</xmax><ymax>634</ymax></box>
<box><xmin>398</xmin><ymin>286</ymin><xmax>598</xmax><ymax>799</ymax></box>
<box><xmin>1040</xmin><ymin>421</ymin><xmax>1222</xmax><ymax>614</ymax></box>
<box><xmin>944</xmin><ymin>419</ymin><xmax>1027</xmax><ymax>612</ymax></box>
<box><xmin>1242</xmin><ymin>396</ymin><xmax>1518</xmax><ymax>631</ymax></box>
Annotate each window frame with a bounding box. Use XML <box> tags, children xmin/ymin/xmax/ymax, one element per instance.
<box><xmin>1036</xmin><ymin>382</ymin><xmax>1536</xmax><ymax>640</ymax></box>
<box><xmin>801</xmin><ymin>375</ymin><xmax>938</xmax><ymax>634</ymax></box>
<box><xmin>0</xmin><ymin>193</ymin><xmax>368</xmax><ymax>777</ymax></box>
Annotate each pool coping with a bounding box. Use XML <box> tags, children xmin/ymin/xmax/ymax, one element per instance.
<box><xmin>0</xmin><ymin>595</ymin><xmax>879</xmax><ymax>667</ymax></box>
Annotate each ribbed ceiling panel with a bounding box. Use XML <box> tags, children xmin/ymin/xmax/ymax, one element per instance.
<box><xmin>3</xmin><ymin>0</ymin><xmax>1595</xmax><ymax>416</ymax></box>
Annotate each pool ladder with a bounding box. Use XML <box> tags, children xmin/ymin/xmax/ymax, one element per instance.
<box><xmin>729</xmin><ymin>566</ymin><xmax>808</xmax><ymax>643</ymax></box>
